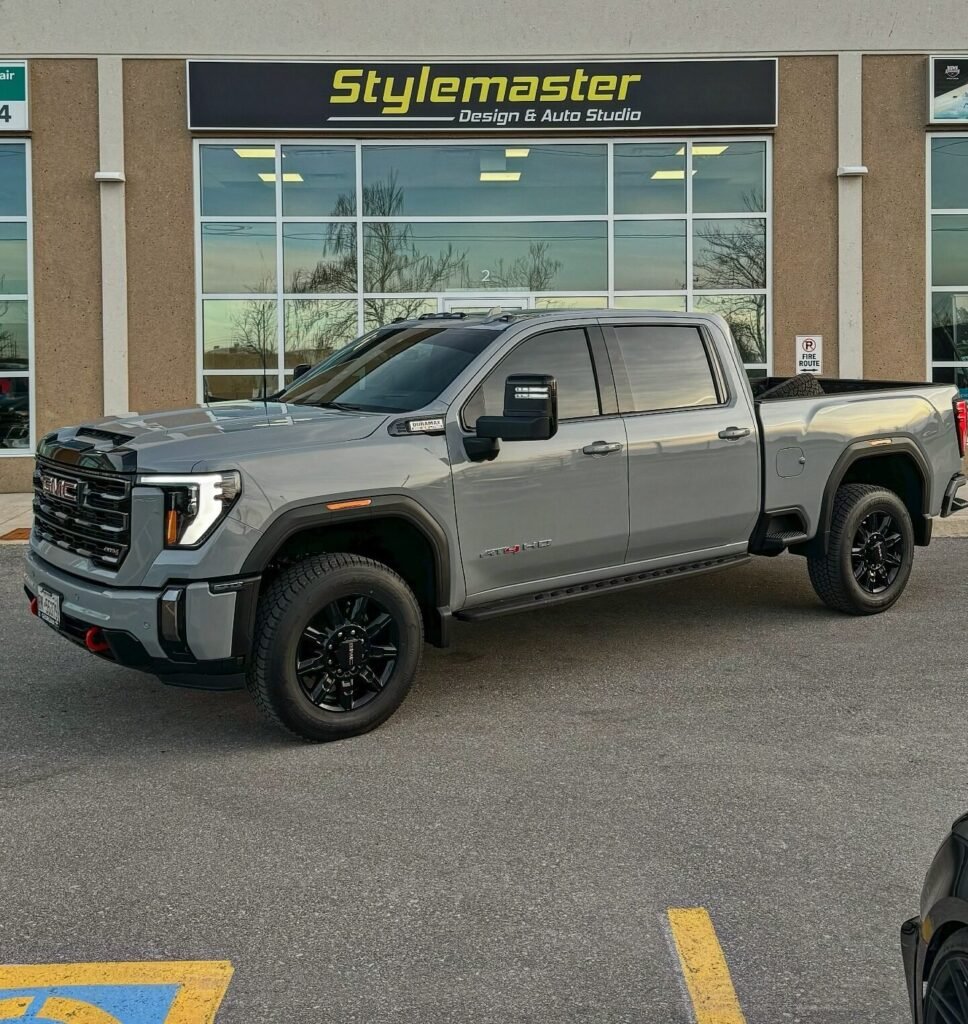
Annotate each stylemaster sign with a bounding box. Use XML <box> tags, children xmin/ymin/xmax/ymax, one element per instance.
<box><xmin>187</xmin><ymin>59</ymin><xmax>778</xmax><ymax>132</ymax></box>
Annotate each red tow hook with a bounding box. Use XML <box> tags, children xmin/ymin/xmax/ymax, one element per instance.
<box><xmin>84</xmin><ymin>627</ymin><xmax>111</xmax><ymax>654</ymax></box>
<box><xmin>28</xmin><ymin>596</ymin><xmax>38</xmax><ymax>617</ymax></box>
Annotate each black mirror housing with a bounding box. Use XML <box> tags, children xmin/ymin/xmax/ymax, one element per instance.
<box><xmin>292</xmin><ymin>362</ymin><xmax>312</xmax><ymax>380</ymax></box>
<box><xmin>475</xmin><ymin>374</ymin><xmax>558</xmax><ymax>442</ymax></box>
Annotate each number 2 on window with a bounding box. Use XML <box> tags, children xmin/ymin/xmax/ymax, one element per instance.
<box><xmin>480</xmin><ymin>269</ymin><xmax>490</xmax><ymax>283</ymax></box>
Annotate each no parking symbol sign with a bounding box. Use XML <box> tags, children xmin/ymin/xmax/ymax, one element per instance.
<box><xmin>795</xmin><ymin>335</ymin><xmax>823</xmax><ymax>375</ymax></box>
<box><xmin>0</xmin><ymin>962</ymin><xmax>232</xmax><ymax>1024</ymax></box>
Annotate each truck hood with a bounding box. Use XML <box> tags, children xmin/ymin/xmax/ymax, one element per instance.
<box><xmin>38</xmin><ymin>401</ymin><xmax>389</xmax><ymax>473</ymax></box>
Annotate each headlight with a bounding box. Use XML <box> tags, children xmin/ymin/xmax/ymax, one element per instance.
<box><xmin>136</xmin><ymin>471</ymin><xmax>241</xmax><ymax>548</ymax></box>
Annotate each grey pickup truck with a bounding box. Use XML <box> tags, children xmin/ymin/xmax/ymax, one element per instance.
<box><xmin>24</xmin><ymin>309</ymin><xmax>968</xmax><ymax>741</ymax></box>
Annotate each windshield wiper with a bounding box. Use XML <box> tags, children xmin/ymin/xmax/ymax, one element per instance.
<box><xmin>314</xmin><ymin>401</ymin><xmax>367</xmax><ymax>411</ymax></box>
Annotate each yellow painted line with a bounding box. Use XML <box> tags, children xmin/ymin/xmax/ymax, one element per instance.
<box><xmin>667</xmin><ymin>908</ymin><xmax>747</xmax><ymax>1024</ymax></box>
<box><xmin>0</xmin><ymin>962</ymin><xmax>233</xmax><ymax>1024</ymax></box>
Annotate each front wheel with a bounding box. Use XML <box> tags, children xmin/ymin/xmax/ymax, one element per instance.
<box><xmin>806</xmin><ymin>483</ymin><xmax>914</xmax><ymax>615</ymax></box>
<box><xmin>247</xmin><ymin>553</ymin><xmax>424</xmax><ymax>741</ymax></box>
<box><xmin>924</xmin><ymin>927</ymin><xmax>968</xmax><ymax>1023</ymax></box>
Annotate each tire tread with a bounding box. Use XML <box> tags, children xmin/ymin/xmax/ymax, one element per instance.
<box><xmin>806</xmin><ymin>483</ymin><xmax>910</xmax><ymax>615</ymax></box>
<box><xmin>246</xmin><ymin>552</ymin><xmax>421</xmax><ymax>741</ymax></box>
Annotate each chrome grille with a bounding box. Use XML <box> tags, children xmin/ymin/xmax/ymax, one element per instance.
<box><xmin>32</xmin><ymin>461</ymin><xmax>132</xmax><ymax>568</ymax></box>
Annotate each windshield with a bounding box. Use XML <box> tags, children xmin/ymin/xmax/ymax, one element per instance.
<box><xmin>278</xmin><ymin>324</ymin><xmax>503</xmax><ymax>413</ymax></box>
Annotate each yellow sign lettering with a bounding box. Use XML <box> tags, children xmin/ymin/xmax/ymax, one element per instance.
<box><xmin>329</xmin><ymin>68</ymin><xmax>362</xmax><ymax>103</ymax></box>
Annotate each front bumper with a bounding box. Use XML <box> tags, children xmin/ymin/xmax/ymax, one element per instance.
<box><xmin>23</xmin><ymin>549</ymin><xmax>258</xmax><ymax>690</ymax></box>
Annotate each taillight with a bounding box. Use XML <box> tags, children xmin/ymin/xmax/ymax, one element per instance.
<box><xmin>955</xmin><ymin>398</ymin><xmax>968</xmax><ymax>458</ymax></box>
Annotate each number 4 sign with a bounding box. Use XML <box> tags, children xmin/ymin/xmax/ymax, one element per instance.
<box><xmin>795</xmin><ymin>335</ymin><xmax>823</xmax><ymax>375</ymax></box>
<box><xmin>0</xmin><ymin>62</ymin><xmax>28</xmax><ymax>131</ymax></box>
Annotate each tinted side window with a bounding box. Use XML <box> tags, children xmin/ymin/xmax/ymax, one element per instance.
<box><xmin>612</xmin><ymin>325</ymin><xmax>719</xmax><ymax>413</ymax></box>
<box><xmin>463</xmin><ymin>328</ymin><xmax>601</xmax><ymax>426</ymax></box>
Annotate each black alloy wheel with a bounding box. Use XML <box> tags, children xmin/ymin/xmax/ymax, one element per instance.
<box><xmin>806</xmin><ymin>483</ymin><xmax>914</xmax><ymax>615</ymax></box>
<box><xmin>296</xmin><ymin>594</ymin><xmax>399</xmax><ymax>713</ymax></box>
<box><xmin>926</xmin><ymin>948</ymin><xmax>968</xmax><ymax>1023</ymax></box>
<box><xmin>247</xmin><ymin>552</ymin><xmax>424</xmax><ymax>742</ymax></box>
<box><xmin>850</xmin><ymin>510</ymin><xmax>904</xmax><ymax>594</ymax></box>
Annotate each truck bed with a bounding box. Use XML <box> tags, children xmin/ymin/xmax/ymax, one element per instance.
<box><xmin>752</xmin><ymin>376</ymin><xmax>961</xmax><ymax>537</ymax></box>
<box><xmin>752</xmin><ymin>376</ymin><xmax>934</xmax><ymax>401</ymax></box>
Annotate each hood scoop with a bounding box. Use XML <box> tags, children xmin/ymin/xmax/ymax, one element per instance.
<box><xmin>75</xmin><ymin>426</ymin><xmax>136</xmax><ymax>448</ymax></box>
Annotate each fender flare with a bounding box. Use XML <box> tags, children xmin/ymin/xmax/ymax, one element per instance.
<box><xmin>238</xmin><ymin>495</ymin><xmax>453</xmax><ymax>646</ymax></box>
<box><xmin>813</xmin><ymin>436</ymin><xmax>931</xmax><ymax>551</ymax></box>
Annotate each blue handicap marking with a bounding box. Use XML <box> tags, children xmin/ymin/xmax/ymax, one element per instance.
<box><xmin>0</xmin><ymin>984</ymin><xmax>179</xmax><ymax>1022</ymax></box>
<box><xmin>0</xmin><ymin>963</ymin><xmax>233</xmax><ymax>1024</ymax></box>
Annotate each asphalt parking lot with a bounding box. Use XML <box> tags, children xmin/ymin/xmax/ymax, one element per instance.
<box><xmin>2</xmin><ymin>541</ymin><xmax>966</xmax><ymax>1023</ymax></box>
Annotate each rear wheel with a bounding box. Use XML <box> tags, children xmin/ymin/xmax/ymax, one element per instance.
<box><xmin>924</xmin><ymin>928</ymin><xmax>968</xmax><ymax>1023</ymax></box>
<box><xmin>247</xmin><ymin>553</ymin><xmax>423</xmax><ymax>741</ymax></box>
<box><xmin>806</xmin><ymin>483</ymin><xmax>914</xmax><ymax>615</ymax></box>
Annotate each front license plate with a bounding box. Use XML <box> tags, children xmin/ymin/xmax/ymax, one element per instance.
<box><xmin>37</xmin><ymin>585</ymin><xmax>62</xmax><ymax>629</ymax></box>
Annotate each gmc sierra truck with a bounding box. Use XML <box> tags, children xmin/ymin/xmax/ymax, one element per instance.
<box><xmin>23</xmin><ymin>310</ymin><xmax>968</xmax><ymax>741</ymax></box>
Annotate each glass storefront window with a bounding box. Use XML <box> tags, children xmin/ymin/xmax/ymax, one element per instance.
<box><xmin>931</xmin><ymin>215</ymin><xmax>968</xmax><ymax>288</ymax></box>
<box><xmin>614</xmin><ymin>295</ymin><xmax>688</xmax><ymax>311</ymax></box>
<box><xmin>614</xmin><ymin>220</ymin><xmax>687</xmax><ymax>291</ymax></box>
<box><xmin>202</xmin><ymin>299</ymin><xmax>277</xmax><ymax>370</ymax></box>
<box><xmin>693</xmin><ymin>218</ymin><xmax>767</xmax><ymax>290</ymax></box>
<box><xmin>203</xmin><ymin>374</ymin><xmax>277</xmax><ymax>403</ymax></box>
<box><xmin>363</xmin><ymin>298</ymin><xmax>437</xmax><ymax>331</ymax></box>
<box><xmin>197</xmin><ymin>138</ymin><xmax>771</xmax><ymax>394</ymax></box>
<box><xmin>930</xmin><ymin>135</ymin><xmax>968</xmax><ymax>387</ymax></box>
<box><xmin>0</xmin><ymin>224</ymin><xmax>28</xmax><ymax>295</ymax></box>
<box><xmin>199</xmin><ymin>145</ymin><xmax>276</xmax><ymax>218</ymax></box>
<box><xmin>0</xmin><ymin>146</ymin><xmax>26</xmax><ymax>217</ymax></box>
<box><xmin>931</xmin><ymin>138</ymin><xmax>968</xmax><ymax>212</ymax></box>
<box><xmin>693</xmin><ymin>141</ymin><xmax>767</xmax><ymax>214</ymax></box>
<box><xmin>362</xmin><ymin>222</ymin><xmax>607</xmax><ymax>293</ymax></box>
<box><xmin>693</xmin><ymin>293</ymin><xmax>768</xmax><ymax>364</ymax></box>
<box><xmin>932</xmin><ymin>292</ymin><xmax>968</xmax><ymax>362</ymax></box>
<box><xmin>281</xmin><ymin>146</ymin><xmax>356</xmax><ymax>217</ymax></box>
<box><xmin>0</xmin><ymin>300</ymin><xmax>29</xmax><ymax>366</ymax></box>
<box><xmin>0</xmin><ymin>141</ymin><xmax>30</xmax><ymax>454</ymax></box>
<box><xmin>362</xmin><ymin>144</ymin><xmax>607</xmax><ymax>216</ymax></box>
<box><xmin>283</xmin><ymin>223</ymin><xmax>356</xmax><ymax>294</ymax></box>
<box><xmin>613</xmin><ymin>144</ymin><xmax>685</xmax><ymax>215</ymax></box>
<box><xmin>284</xmin><ymin>299</ymin><xmax>358</xmax><ymax>366</ymax></box>
<box><xmin>201</xmin><ymin>223</ymin><xmax>276</xmax><ymax>294</ymax></box>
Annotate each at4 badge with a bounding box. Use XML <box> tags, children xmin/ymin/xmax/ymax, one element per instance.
<box><xmin>480</xmin><ymin>539</ymin><xmax>552</xmax><ymax>558</ymax></box>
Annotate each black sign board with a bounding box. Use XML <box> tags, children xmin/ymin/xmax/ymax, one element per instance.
<box><xmin>930</xmin><ymin>56</ymin><xmax>968</xmax><ymax>123</ymax></box>
<box><xmin>187</xmin><ymin>59</ymin><xmax>778</xmax><ymax>133</ymax></box>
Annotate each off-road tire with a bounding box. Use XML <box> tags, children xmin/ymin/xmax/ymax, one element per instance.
<box><xmin>806</xmin><ymin>483</ymin><xmax>914</xmax><ymax>615</ymax></box>
<box><xmin>758</xmin><ymin>373</ymin><xmax>825</xmax><ymax>400</ymax></box>
<box><xmin>247</xmin><ymin>552</ymin><xmax>423</xmax><ymax>741</ymax></box>
<box><xmin>923</xmin><ymin>926</ymin><xmax>968</xmax><ymax>1024</ymax></box>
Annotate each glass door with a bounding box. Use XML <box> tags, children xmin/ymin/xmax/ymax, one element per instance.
<box><xmin>443</xmin><ymin>296</ymin><xmax>530</xmax><ymax>316</ymax></box>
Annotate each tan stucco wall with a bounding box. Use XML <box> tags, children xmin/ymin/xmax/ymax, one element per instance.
<box><xmin>124</xmin><ymin>59</ymin><xmax>196</xmax><ymax>413</ymax></box>
<box><xmin>0</xmin><ymin>59</ymin><xmax>102</xmax><ymax>494</ymax></box>
<box><xmin>862</xmin><ymin>55</ymin><xmax>927</xmax><ymax>381</ymax></box>
<box><xmin>7</xmin><ymin>0</ymin><xmax>968</xmax><ymax>58</ymax></box>
<box><xmin>772</xmin><ymin>56</ymin><xmax>839</xmax><ymax>377</ymax></box>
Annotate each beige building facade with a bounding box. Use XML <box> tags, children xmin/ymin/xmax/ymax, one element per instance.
<box><xmin>0</xmin><ymin>7</ymin><xmax>966</xmax><ymax>491</ymax></box>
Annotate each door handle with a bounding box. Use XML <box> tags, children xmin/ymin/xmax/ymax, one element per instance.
<box><xmin>582</xmin><ymin>440</ymin><xmax>623</xmax><ymax>456</ymax></box>
<box><xmin>718</xmin><ymin>426</ymin><xmax>751</xmax><ymax>441</ymax></box>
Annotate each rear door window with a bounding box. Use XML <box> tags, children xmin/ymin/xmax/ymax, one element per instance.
<box><xmin>611</xmin><ymin>325</ymin><xmax>720</xmax><ymax>413</ymax></box>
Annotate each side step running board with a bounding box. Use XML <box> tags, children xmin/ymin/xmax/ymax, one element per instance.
<box><xmin>456</xmin><ymin>553</ymin><xmax>750</xmax><ymax>622</ymax></box>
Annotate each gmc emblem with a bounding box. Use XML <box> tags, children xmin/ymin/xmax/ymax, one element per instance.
<box><xmin>41</xmin><ymin>474</ymin><xmax>79</xmax><ymax>504</ymax></box>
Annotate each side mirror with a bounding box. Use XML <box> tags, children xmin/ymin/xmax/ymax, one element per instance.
<box><xmin>292</xmin><ymin>362</ymin><xmax>312</xmax><ymax>380</ymax></box>
<box><xmin>475</xmin><ymin>374</ymin><xmax>558</xmax><ymax>442</ymax></box>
